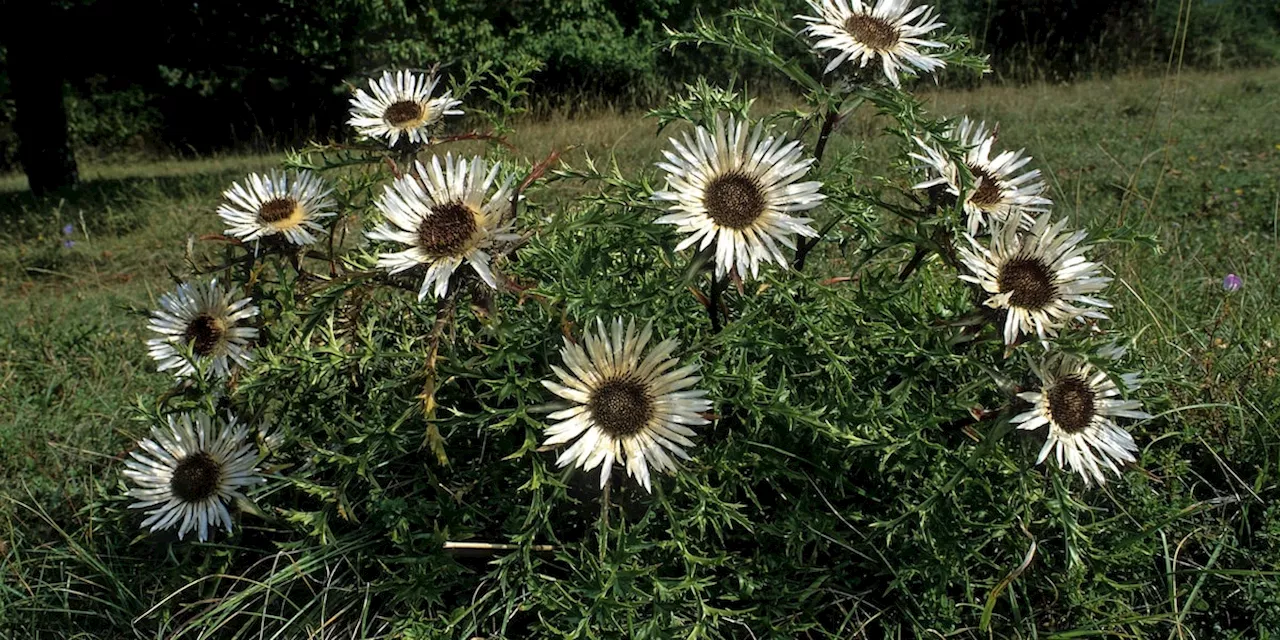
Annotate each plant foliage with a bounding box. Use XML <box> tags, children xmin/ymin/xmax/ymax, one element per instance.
<box><xmin>4</xmin><ymin>4</ymin><xmax>1279</xmax><ymax>639</ymax></box>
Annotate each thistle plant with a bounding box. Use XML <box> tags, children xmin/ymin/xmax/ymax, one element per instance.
<box><xmin>107</xmin><ymin>4</ymin><xmax>1165</xmax><ymax>636</ymax></box>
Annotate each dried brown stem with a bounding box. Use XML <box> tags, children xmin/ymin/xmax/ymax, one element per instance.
<box><xmin>419</xmin><ymin>288</ymin><xmax>459</xmax><ymax>466</ymax></box>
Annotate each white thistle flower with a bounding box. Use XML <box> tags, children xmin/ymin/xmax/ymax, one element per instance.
<box><xmin>541</xmin><ymin>318</ymin><xmax>713</xmax><ymax>493</ymax></box>
<box><xmin>911</xmin><ymin>118</ymin><xmax>1052</xmax><ymax>234</ymax></box>
<box><xmin>653</xmin><ymin>115</ymin><xmax>824</xmax><ymax>279</ymax></box>
<box><xmin>1013</xmin><ymin>352</ymin><xmax>1151</xmax><ymax>486</ymax></box>
<box><xmin>958</xmin><ymin>213</ymin><xmax>1112</xmax><ymax>346</ymax></box>
<box><xmin>217</xmin><ymin>170</ymin><xmax>336</xmax><ymax>246</ymax></box>
<box><xmin>366</xmin><ymin>154</ymin><xmax>518</xmax><ymax>300</ymax></box>
<box><xmin>348</xmin><ymin>70</ymin><xmax>463</xmax><ymax>147</ymax></box>
<box><xmin>797</xmin><ymin>0</ymin><xmax>947</xmax><ymax>87</ymax></box>
<box><xmin>124</xmin><ymin>412</ymin><xmax>265</xmax><ymax>541</ymax></box>
<box><xmin>146</xmin><ymin>279</ymin><xmax>259</xmax><ymax>380</ymax></box>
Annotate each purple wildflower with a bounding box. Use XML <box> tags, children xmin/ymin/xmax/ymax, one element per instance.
<box><xmin>1222</xmin><ymin>273</ymin><xmax>1242</xmax><ymax>293</ymax></box>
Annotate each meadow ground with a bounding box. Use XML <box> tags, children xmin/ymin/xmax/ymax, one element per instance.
<box><xmin>1</xmin><ymin>68</ymin><xmax>1278</xmax><ymax>634</ymax></box>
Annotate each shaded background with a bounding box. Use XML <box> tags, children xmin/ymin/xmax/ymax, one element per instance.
<box><xmin>0</xmin><ymin>0</ymin><xmax>1277</xmax><ymax>184</ymax></box>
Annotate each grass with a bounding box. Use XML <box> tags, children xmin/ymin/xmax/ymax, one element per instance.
<box><xmin>2</xmin><ymin>67</ymin><xmax>1279</xmax><ymax>636</ymax></box>
<box><xmin>0</xmin><ymin>156</ymin><xmax>281</xmax><ymax>496</ymax></box>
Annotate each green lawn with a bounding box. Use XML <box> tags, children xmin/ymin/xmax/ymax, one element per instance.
<box><xmin>2</xmin><ymin>68</ymin><xmax>1279</xmax><ymax>635</ymax></box>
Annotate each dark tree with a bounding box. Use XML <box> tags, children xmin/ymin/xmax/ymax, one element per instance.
<box><xmin>3</xmin><ymin>1</ymin><xmax>79</xmax><ymax>195</ymax></box>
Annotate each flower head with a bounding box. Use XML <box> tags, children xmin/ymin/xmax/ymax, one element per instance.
<box><xmin>958</xmin><ymin>213</ymin><xmax>1112</xmax><ymax>345</ymax></box>
<box><xmin>146</xmin><ymin>279</ymin><xmax>259</xmax><ymax>379</ymax></box>
<box><xmin>366</xmin><ymin>154</ymin><xmax>518</xmax><ymax>300</ymax></box>
<box><xmin>797</xmin><ymin>0</ymin><xmax>947</xmax><ymax>87</ymax></box>
<box><xmin>653</xmin><ymin>115</ymin><xmax>824</xmax><ymax>279</ymax></box>
<box><xmin>1223</xmin><ymin>273</ymin><xmax>1242</xmax><ymax>293</ymax></box>
<box><xmin>1013</xmin><ymin>352</ymin><xmax>1150</xmax><ymax>486</ymax></box>
<box><xmin>217</xmin><ymin>170</ymin><xmax>336</xmax><ymax>246</ymax></box>
<box><xmin>911</xmin><ymin>118</ymin><xmax>1051</xmax><ymax>234</ymax></box>
<box><xmin>124</xmin><ymin>412</ymin><xmax>265</xmax><ymax>541</ymax></box>
<box><xmin>541</xmin><ymin>318</ymin><xmax>713</xmax><ymax>492</ymax></box>
<box><xmin>348</xmin><ymin>70</ymin><xmax>463</xmax><ymax>147</ymax></box>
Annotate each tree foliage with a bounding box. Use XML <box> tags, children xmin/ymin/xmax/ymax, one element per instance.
<box><xmin>0</xmin><ymin>0</ymin><xmax>1277</xmax><ymax>172</ymax></box>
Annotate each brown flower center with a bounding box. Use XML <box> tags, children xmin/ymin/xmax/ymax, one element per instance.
<box><xmin>418</xmin><ymin>201</ymin><xmax>479</xmax><ymax>258</ymax></box>
<box><xmin>183</xmin><ymin>314</ymin><xmax>226</xmax><ymax>356</ymax></box>
<box><xmin>704</xmin><ymin>172</ymin><xmax>767</xmax><ymax>229</ymax></box>
<box><xmin>843</xmin><ymin>13</ymin><xmax>901</xmax><ymax>51</ymax></box>
<box><xmin>997</xmin><ymin>257</ymin><xmax>1056</xmax><ymax>310</ymax></box>
<box><xmin>384</xmin><ymin>100</ymin><xmax>425</xmax><ymax>126</ymax></box>
<box><xmin>170</xmin><ymin>452</ymin><xmax>222</xmax><ymax>502</ymax></box>
<box><xmin>1047</xmin><ymin>374</ymin><xmax>1096</xmax><ymax>434</ymax></box>
<box><xmin>589</xmin><ymin>378</ymin><xmax>655</xmax><ymax>438</ymax></box>
<box><xmin>968</xmin><ymin>164</ymin><xmax>1004</xmax><ymax>208</ymax></box>
<box><xmin>257</xmin><ymin>197</ymin><xmax>300</xmax><ymax>224</ymax></box>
